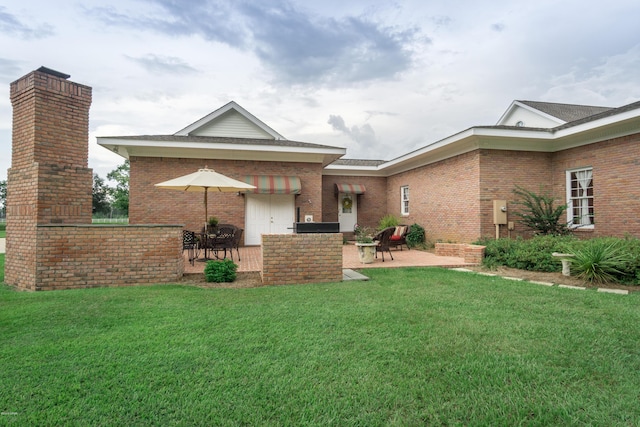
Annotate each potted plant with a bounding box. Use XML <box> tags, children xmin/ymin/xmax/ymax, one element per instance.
<box><xmin>207</xmin><ymin>216</ymin><xmax>219</xmax><ymax>233</ymax></box>
<box><xmin>354</xmin><ymin>224</ymin><xmax>376</xmax><ymax>264</ymax></box>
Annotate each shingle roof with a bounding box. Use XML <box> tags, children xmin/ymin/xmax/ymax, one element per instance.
<box><xmin>99</xmin><ymin>134</ymin><xmax>341</xmax><ymax>150</ymax></box>
<box><xmin>518</xmin><ymin>100</ymin><xmax>613</xmax><ymax>122</ymax></box>
<box><xmin>331</xmin><ymin>159</ymin><xmax>386</xmax><ymax>167</ymax></box>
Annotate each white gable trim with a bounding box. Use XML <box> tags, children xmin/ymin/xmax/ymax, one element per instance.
<box><xmin>496</xmin><ymin>100</ymin><xmax>566</xmax><ymax>127</ymax></box>
<box><xmin>174</xmin><ymin>101</ymin><xmax>286</xmax><ymax>140</ymax></box>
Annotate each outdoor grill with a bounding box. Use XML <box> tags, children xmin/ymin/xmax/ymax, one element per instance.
<box><xmin>292</xmin><ymin>222</ymin><xmax>340</xmax><ymax>233</ymax></box>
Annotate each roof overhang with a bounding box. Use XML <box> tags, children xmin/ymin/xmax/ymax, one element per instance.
<box><xmin>97</xmin><ymin>137</ymin><xmax>346</xmax><ymax>166</ymax></box>
<box><xmin>325</xmin><ymin>104</ymin><xmax>640</xmax><ymax>177</ymax></box>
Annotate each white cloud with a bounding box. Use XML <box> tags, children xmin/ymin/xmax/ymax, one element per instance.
<box><xmin>0</xmin><ymin>0</ymin><xmax>639</xmax><ymax>181</ymax></box>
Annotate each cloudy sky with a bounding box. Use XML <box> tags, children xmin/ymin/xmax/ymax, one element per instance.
<box><xmin>1</xmin><ymin>0</ymin><xmax>639</xmax><ymax>181</ymax></box>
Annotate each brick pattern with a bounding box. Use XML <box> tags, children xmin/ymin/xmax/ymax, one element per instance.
<box><xmin>6</xmin><ymin>69</ymin><xmax>185</xmax><ymax>291</ymax></box>
<box><xmin>261</xmin><ymin>233</ymin><xmax>343</xmax><ymax>285</ymax></box>
<box><xmin>28</xmin><ymin>225</ymin><xmax>184</xmax><ymax>291</ymax></box>
<box><xmin>552</xmin><ymin>133</ymin><xmax>640</xmax><ymax>238</ymax></box>
<box><xmin>435</xmin><ymin>243</ymin><xmax>485</xmax><ymax>265</ymax></box>
<box><xmin>385</xmin><ymin>151</ymin><xmax>482</xmax><ymax>243</ymax></box>
<box><xmin>130</xmin><ymin>157</ymin><xmax>324</xmax><ymax>234</ymax></box>
<box><xmin>321</xmin><ymin>175</ymin><xmax>387</xmax><ymax>230</ymax></box>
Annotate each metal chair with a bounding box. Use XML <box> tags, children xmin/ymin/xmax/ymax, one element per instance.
<box><xmin>182</xmin><ymin>230</ymin><xmax>200</xmax><ymax>265</ymax></box>
<box><xmin>374</xmin><ymin>227</ymin><xmax>395</xmax><ymax>262</ymax></box>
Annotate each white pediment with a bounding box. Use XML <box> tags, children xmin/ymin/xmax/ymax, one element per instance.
<box><xmin>175</xmin><ymin>101</ymin><xmax>285</xmax><ymax>140</ymax></box>
<box><xmin>496</xmin><ymin>101</ymin><xmax>565</xmax><ymax>128</ymax></box>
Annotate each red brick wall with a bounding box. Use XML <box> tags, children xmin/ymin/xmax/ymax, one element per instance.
<box><xmin>261</xmin><ymin>233</ymin><xmax>343</xmax><ymax>285</ymax></box>
<box><xmin>25</xmin><ymin>225</ymin><xmax>183</xmax><ymax>291</ymax></box>
<box><xmin>551</xmin><ymin>132</ymin><xmax>640</xmax><ymax>238</ymax></box>
<box><xmin>478</xmin><ymin>149</ymin><xmax>553</xmax><ymax>239</ymax></box>
<box><xmin>386</xmin><ymin>151</ymin><xmax>482</xmax><ymax>243</ymax></box>
<box><xmin>321</xmin><ymin>175</ymin><xmax>387</xmax><ymax>230</ymax></box>
<box><xmin>130</xmin><ymin>157</ymin><xmax>324</xmax><ymax>234</ymax></box>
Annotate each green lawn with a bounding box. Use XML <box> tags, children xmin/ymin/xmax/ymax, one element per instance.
<box><xmin>1</xmin><ymin>258</ymin><xmax>639</xmax><ymax>425</ymax></box>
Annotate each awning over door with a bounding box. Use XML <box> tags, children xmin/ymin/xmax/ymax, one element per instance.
<box><xmin>244</xmin><ymin>175</ymin><xmax>302</xmax><ymax>194</ymax></box>
<box><xmin>335</xmin><ymin>183</ymin><xmax>366</xmax><ymax>194</ymax></box>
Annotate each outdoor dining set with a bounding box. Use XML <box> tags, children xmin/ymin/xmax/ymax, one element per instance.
<box><xmin>182</xmin><ymin>225</ymin><xmax>243</xmax><ymax>265</ymax></box>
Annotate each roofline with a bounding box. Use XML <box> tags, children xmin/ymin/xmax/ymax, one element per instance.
<box><xmin>97</xmin><ymin>136</ymin><xmax>346</xmax><ymax>166</ymax></box>
<box><xmin>496</xmin><ymin>100</ymin><xmax>566</xmax><ymax>126</ymax></box>
<box><xmin>174</xmin><ymin>101</ymin><xmax>287</xmax><ymax>140</ymax></box>
<box><xmin>326</xmin><ymin>101</ymin><xmax>640</xmax><ymax>176</ymax></box>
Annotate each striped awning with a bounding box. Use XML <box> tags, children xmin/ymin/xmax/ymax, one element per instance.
<box><xmin>244</xmin><ymin>175</ymin><xmax>302</xmax><ymax>194</ymax></box>
<box><xmin>335</xmin><ymin>183</ymin><xmax>366</xmax><ymax>194</ymax></box>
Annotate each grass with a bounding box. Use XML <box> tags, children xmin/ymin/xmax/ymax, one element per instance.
<box><xmin>1</xmin><ymin>260</ymin><xmax>639</xmax><ymax>425</ymax></box>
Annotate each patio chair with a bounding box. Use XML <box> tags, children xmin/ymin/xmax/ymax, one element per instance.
<box><xmin>230</xmin><ymin>228</ymin><xmax>243</xmax><ymax>261</ymax></box>
<box><xmin>389</xmin><ymin>225</ymin><xmax>410</xmax><ymax>251</ymax></box>
<box><xmin>182</xmin><ymin>230</ymin><xmax>200</xmax><ymax>265</ymax></box>
<box><xmin>374</xmin><ymin>227</ymin><xmax>395</xmax><ymax>262</ymax></box>
<box><xmin>210</xmin><ymin>225</ymin><xmax>236</xmax><ymax>260</ymax></box>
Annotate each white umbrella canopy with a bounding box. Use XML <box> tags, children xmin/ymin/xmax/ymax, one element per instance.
<box><xmin>155</xmin><ymin>167</ymin><xmax>256</xmax><ymax>226</ymax></box>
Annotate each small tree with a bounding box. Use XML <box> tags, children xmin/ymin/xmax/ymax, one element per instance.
<box><xmin>92</xmin><ymin>174</ymin><xmax>111</xmax><ymax>216</ymax></box>
<box><xmin>107</xmin><ymin>160</ymin><xmax>129</xmax><ymax>215</ymax></box>
<box><xmin>512</xmin><ymin>185</ymin><xmax>570</xmax><ymax>236</ymax></box>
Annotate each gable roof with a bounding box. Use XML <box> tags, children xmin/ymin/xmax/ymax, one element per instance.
<box><xmin>175</xmin><ymin>101</ymin><xmax>286</xmax><ymax>140</ymax></box>
<box><xmin>97</xmin><ymin>101</ymin><xmax>346</xmax><ymax>166</ymax></box>
<box><xmin>496</xmin><ymin>100</ymin><xmax>613</xmax><ymax>127</ymax></box>
<box><xmin>325</xmin><ymin>99</ymin><xmax>640</xmax><ymax>177</ymax></box>
<box><xmin>517</xmin><ymin>100</ymin><xmax>613</xmax><ymax>123</ymax></box>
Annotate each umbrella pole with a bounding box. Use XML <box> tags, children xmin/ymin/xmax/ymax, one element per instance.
<box><xmin>204</xmin><ymin>187</ymin><xmax>208</xmax><ymax>228</ymax></box>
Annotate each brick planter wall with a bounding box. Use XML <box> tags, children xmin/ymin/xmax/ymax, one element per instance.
<box><xmin>261</xmin><ymin>233</ymin><xmax>343</xmax><ymax>285</ymax></box>
<box><xmin>435</xmin><ymin>243</ymin><xmax>485</xmax><ymax>265</ymax></box>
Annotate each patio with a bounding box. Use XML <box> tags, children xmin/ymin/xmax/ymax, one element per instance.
<box><xmin>183</xmin><ymin>243</ymin><xmax>472</xmax><ymax>275</ymax></box>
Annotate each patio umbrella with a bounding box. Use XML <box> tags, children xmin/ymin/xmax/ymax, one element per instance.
<box><xmin>155</xmin><ymin>167</ymin><xmax>256</xmax><ymax>226</ymax></box>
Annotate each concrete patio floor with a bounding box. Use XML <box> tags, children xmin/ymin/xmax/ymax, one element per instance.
<box><xmin>183</xmin><ymin>243</ymin><xmax>472</xmax><ymax>274</ymax></box>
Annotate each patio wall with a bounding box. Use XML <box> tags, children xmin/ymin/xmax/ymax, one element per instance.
<box><xmin>5</xmin><ymin>68</ymin><xmax>186</xmax><ymax>291</ymax></box>
<box><xmin>261</xmin><ymin>233</ymin><xmax>343</xmax><ymax>285</ymax></box>
<box><xmin>31</xmin><ymin>225</ymin><xmax>184</xmax><ymax>291</ymax></box>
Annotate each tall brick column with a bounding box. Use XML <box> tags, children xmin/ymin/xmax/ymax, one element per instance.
<box><xmin>5</xmin><ymin>67</ymin><xmax>93</xmax><ymax>289</ymax></box>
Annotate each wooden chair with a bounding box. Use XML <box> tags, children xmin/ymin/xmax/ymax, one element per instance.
<box><xmin>374</xmin><ymin>227</ymin><xmax>395</xmax><ymax>262</ymax></box>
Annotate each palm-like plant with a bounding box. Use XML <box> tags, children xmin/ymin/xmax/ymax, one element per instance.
<box><xmin>512</xmin><ymin>186</ymin><xmax>570</xmax><ymax>235</ymax></box>
<box><xmin>570</xmin><ymin>240</ymin><xmax>631</xmax><ymax>283</ymax></box>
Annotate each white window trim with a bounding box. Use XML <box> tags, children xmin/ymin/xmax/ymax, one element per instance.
<box><xmin>400</xmin><ymin>185</ymin><xmax>409</xmax><ymax>216</ymax></box>
<box><xmin>566</xmin><ymin>167</ymin><xmax>594</xmax><ymax>229</ymax></box>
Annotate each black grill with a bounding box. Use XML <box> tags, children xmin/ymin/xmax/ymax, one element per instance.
<box><xmin>293</xmin><ymin>222</ymin><xmax>340</xmax><ymax>233</ymax></box>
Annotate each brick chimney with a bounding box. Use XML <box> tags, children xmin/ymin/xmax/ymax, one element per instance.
<box><xmin>5</xmin><ymin>67</ymin><xmax>93</xmax><ymax>289</ymax></box>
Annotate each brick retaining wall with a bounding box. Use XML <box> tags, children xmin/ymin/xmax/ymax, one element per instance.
<box><xmin>261</xmin><ymin>233</ymin><xmax>343</xmax><ymax>285</ymax></box>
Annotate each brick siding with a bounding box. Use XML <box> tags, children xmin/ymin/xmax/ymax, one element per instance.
<box><xmin>261</xmin><ymin>233</ymin><xmax>343</xmax><ymax>285</ymax></box>
<box><xmin>321</xmin><ymin>175</ymin><xmax>388</xmax><ymax>230</ymax></box>
<box><xmin>130</xmin><ymin>157</ymin><xmax>324</xmax><ymax>234</ymax></box>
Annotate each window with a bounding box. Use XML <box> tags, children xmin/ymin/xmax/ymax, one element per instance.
<box><xmin>401</xmin><ymin>186</ymin><xmax>409</xmax><ymax>216</ymax></box>
<box><xmin>566</xmin><ymin>167</ymin><xmax>593</xmax><ymax>228</ymax></box>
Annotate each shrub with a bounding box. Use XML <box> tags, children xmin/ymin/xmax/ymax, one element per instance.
<box><xmin>377</xmin><ymin>214</ymin><xmax>400</xmax><ymax>230</ymax></box>
<box><xmin>406</xmin><ymin>223</ymin><xmax>425</xmax><ymax>248</ymax></box>
<box><xmin>570</xmin><ymin>238</ymin><xmax>637</xmax><ymax>283</ymax></box>
<box><xmin>512</xmin><ymin>185</ymin><xmax>570</xmax><ymax>236</ymax></box>
<box><xmin>477</xmin><ymin>235</ymin><xmax>576</xmax><ymax>272</ymax></box>
<box><xmin>204</xmin><ymin>258</ymin><xmax>238</xmax><ymax>283</ymax></box>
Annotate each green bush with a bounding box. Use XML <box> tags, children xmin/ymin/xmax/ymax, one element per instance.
<box><xmin>204</xmin><ymin>259</ymin><xmax>238</xmax><ymax>283</ymax></box>
<box><xmin>476</xmin><ymin>235</ymin><xmax>576</xmax><ymax>272</ymax></box>
<box><xmin>377</xmin><ymin>214</ymin><xmax>400</xmax><ymax>230</ymax></box>
<box><xmin>512</xmin><ymin>185</ymin><xmax>570</xmax><ymax>236</ymax></box>
<box><xmin>406</xmin><ymin>223</ymin><xmax>425</xmax><ymax>248</ymax></box>
<box><xmin>569</xmin><ymin>239</ymin><xmax>632</xmax><ymax>284</ymax></box>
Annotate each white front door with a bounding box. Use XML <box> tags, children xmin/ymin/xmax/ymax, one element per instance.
<box><xmin>245</xmin><ymin>194</ymin><xmax>295</xmax><ymax>245</ymax></box>
<box><xmin>338</xmin><ymin>192</ymin><xmax>358</xmax><ymax>232</ymax></box>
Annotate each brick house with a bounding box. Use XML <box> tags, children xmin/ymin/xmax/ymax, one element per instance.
<box><xmin>98</xmin><ymin>99</ymin><xmax>640</xmax><ymax>244</ymax></box>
